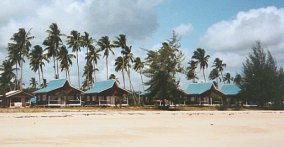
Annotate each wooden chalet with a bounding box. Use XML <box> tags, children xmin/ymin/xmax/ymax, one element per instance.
<box><xmin>3</xmin><ymin>90</ymin><xmax>32</xmax><ymax>108</ymax></box>
<box><xmin>33</xmin><ymin>79</ymin><xmax>83</xmax><ymax>107</ymax></box>
<box><xmin>83</xmin><ymin>80</ymin><xmax>129</xmax><ymax>106</ymax></box>
<box><xmin>220</xmin><ymin>84</ymin><xmax>241</xmax><ymax>105</ymax></box>
<box><xmin>184</xmin><ymin>82</ymin><xmax>224</xmax><ymax>106</ymax></box>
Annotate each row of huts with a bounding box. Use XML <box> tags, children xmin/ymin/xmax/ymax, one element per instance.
<box><xmin>0</xmin><ymin>79</ymin><xmax>241</xmax><ymax>108</ymax></box>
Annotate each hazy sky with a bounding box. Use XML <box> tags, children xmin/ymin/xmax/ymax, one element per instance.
<box><xmin>1</xmin><ymin>0</ymin><xmax>284</xmax><ymax>90</ymax></box>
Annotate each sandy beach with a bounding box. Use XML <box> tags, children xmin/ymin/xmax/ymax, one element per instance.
<box><xmin>0</xmin><ymin>111</ymin><xmax>284</xmax><ymax>147</ymax></box>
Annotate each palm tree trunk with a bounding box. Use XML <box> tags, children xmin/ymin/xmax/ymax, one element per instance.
<box><xmin>140</xmin><ymin>69</ymin><xmax>144</xmax><ymax>91</ymax></box>
<box><xmin>68</xmin><ymin>69</ymin><xmax>71</xmax><ymax>84</ymax></box>
<box><xmin>15</xmin><ymin>64</ymin><xmax>18</xmax><ymax>90</ymax></box>
<box><xmin>93</xmin><ymin>61</ymin><xmax>96</xmax><ymax>84</ymax></box>
<box><xmin>203</xmin><ymin>68</ymin><xmax>206</xmax><ymax>82</ymax></box>
<box><xmin>40</xmin><ymin>65</ymin><xmax>44</xmax><ymax>87</ymax></box>
<box><xmin>122</xmin><ymin>69</ymin><xmax>126</xmax><ymax>89</ymax></box>
<box><xmin>86</xmin><ymin>48</ymin><xmax>89</xmax><ymax>89</ymax></box>
<box><xmin>53</xmin><ymin>55</ymin><xmax>56</xmax><ymax>79</ymax></box>
<box><xmin>56</xmin><ymin>60</ymin><xmax>59</xmax><ymax>79</ymax></box>
<box><xmin>221</xmin><ymin>71</ymin><xmax>224</xmax><ymax>83</ymax></box>
<box><xmin>20</xmin><ymin>59</ymin><xmax>23</xmax><ymax>91</ymax></box>
<box><xmin>76</xmin><ymin>51</ymin><xmax>80</xmax><ymax>89</ymax></box>
<box><xmin>38</xmin><ymin>70</ymin><xmax>41</xmax><ymax>88</ymax></box>
<box><xmin>106</xmin><ymin>56</ymin><xmax>109</xmax><ymax>80</ymax></box>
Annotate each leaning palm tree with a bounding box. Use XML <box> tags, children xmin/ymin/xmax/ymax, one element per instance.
<box><xmin>133</xmin><ymin>57</ymin><xmax>145</xmax><ymax>91</ymax></box>
<box><xmin>86</xmin><ymin>47</ymin><xmax>100</xmax><ymax>84</ymax></box>
<box><xmin>58</xmin><ymin>45</ymin><xmax>75</xmax><ymax>83</ymax></box>
<box><xmin>97</xmin><ymin>36</ymin><xmax>115</xmax><ymax>80</ymax></box>
<box><xmin>212</xmin><ymin>58</ymin><xmax>226</xmax><ymax>82</ymax></box>
<box><xmin>115</xmin><ymin>56</ymin><xmax>126</xmax><ymax>89</ymax></box>
<box><xmin>67</xmin><ymin>30</ymin><xmax>82</xmax><ymax>88</ymax></box>
<box><xmin>43</xmin><ymin>23</ymin><xmax>63</xmax><ymax>79</ymax></box>
<box><xmin>8</xmin><ymin>28</ymin><xmax>34</xmax><ymax>90</ymax></box>
<box><xmin>29</xmin><ymin>77</ymin><xmax>37</xmax><ymax>89</ymax></box>
<box><xmin>192</xmin><ymin>48</ymin><xmax>210</xmax><ymax>82</ymax></box>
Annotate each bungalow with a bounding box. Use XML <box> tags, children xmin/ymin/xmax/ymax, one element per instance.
<box><xmin>184</xmin><ymin>82</ymin><xmax>223</xmax><ymax>106</ymax></box>
<box><xmin>220</xmin><ymin>84</ymin><xmax>241</xmax><ymax>105</ymax></box>
<box><xmin>33</xmin><ymin>79</ymin><xmax>83</xmax><ymax>107</ymax></box>
<box><xmin>3</xmin><ymin>90</ymin><xmax>32</xmax><ymax>108</ymax></box>
<box><xmin>83</xmin><ymin>80</ymin><xmax>129</xmax><ymax>106</ymax></box>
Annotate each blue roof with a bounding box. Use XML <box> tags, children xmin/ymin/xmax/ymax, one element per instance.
<box><xmin>33</xmin><ymin>79</ymin><xmax>67</xmax><ymax>94</ymax></box>
<box><xmin>84</xmin><ymin>80</ymin><xmax>116</xmax><ymax>94</ymax></box>
<box><xmin>220</xmin><ymin>84</ymin><xmax>241</xmax><ymax>95</ymax></box>
<box><xmin>184</xmin><ymin>83</ymin><xmax>215</xmax><ymax>95</ymax></box>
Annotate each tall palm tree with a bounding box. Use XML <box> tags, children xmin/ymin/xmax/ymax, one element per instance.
<box><xmin>86</xmin><ymin>47</ymin><xmax>100</xmax><ymax>84</ymax></box>
<box><xmin>133</xmin><ymin>57</ymin><xmax>145</xmax><ymax>91</ymax></box>
<box><xmin>43</xmin><ymin>23</ymin><xmax>63</xmax><ymax>79</ymax></box>
<box><xmin>29</xmin><ymin>77</ymin><xmax>37</xmax><ymax>89</ymax></box>
<box><xmin>212</xmin><ymin>58</ymin><xmax>226</xmax><ymax>82</ymax></box>
<box><xmin>8</xmin><ymin>28</ymin><xmax>34</xmax><ymax>90</ymax></box>
<box><xmin>67</xmin><ymin>30</ymin><xmax>82</xmax><ymax>88</ymax></box>
<box><xmin>58</xmin><ymin>45</ymin><xmax>75</xmax><ymax>83</ymax></box>
<box><xmin>209</xmin><ymin>68</ymin><xmax>220</xmax><ymax>84</ymax></box>
<box><xmin>29</xmin><ymin>45</ymin><xmax>48</xmax><ymax>86</ymax></box>
<box><xmin>123</xmin><ymin>46</ymin><xmax>134</xmax><ymax>91</ymax></box>
<box><xmin>7</xmin><ymin>43</ymin><xmax>22</xmax><ymax>90</ymax></box>
<box><xmin>82</xmin><ymin>62</ymin><xmax>94</xmax><ymax>90</ymax></box>
<box><xmin>82</xmin><ymin>32</ymin><xmax>95</xmax><ymax>87</ymax></box>
<box><xmin>109</xmin><ymin>74</ymin><xmax>120</xmax><ymax>84</ymax></box>
<box><xmin>186</xmin><ymin>60</ymin><xmax>198</xmax><ymax>83</ymax></box>
<box><xmin>224</xmin><ymin>72</ymin><xmax>233</xmax><ymax>84</ymax></box>
<box><xmin>97</xmin><ymin>36</ymin><xmax>115</xmax><ymax>80</ymax></box>
<box><xmin>0</xmin><ymin>60</ymin><xmax>17</xmax><ymax>91</ymax></box>
<box><xmin>192</xmin><ymin>48</ymin><xmax>210</xmax><ymax>82</ymax></box>
<box><xmin>115</xmin><ymin>56</ymin><xmax>126</xmax><ymax>89</ymax></box>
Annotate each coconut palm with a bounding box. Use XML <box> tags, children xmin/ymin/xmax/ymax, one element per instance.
<box><xmin>29</xmin><ymin>45</ymin><xmax>48</xmax><ymax>87</ymax></box>
<box><xmin>82</xmin><ymin>32</ymin><xmax>95</xmax><ymax>87</ymax></box>
<box><xmin>113</xmin><ymin>34</ymin><xmax>127</xmax><ymax>49</ymax></box>
<box><xmin>0</xmin><ymin>60</ymin><xmax>17</xmax><ymax>91</ymax></box>
<box><xmin>224</xmin><ymin>72</ymin><xmax>233</xmax><ymax>84</ymax></box>
<box><xmin>97</xmin><ymin>36</ymin><xmax>115</xmax><ymax>80</ymax></box>
<box><xmin>133</xmin><ymin>57</ymin><xmax>145</xmax><ymax>91</ymax></box>
<box><xmin>192</xmin><ymin>48</ymin><xmax>210</xmax><ymax>82</ymax></box>
<box><xmin>58</xmin><ymin>45</ymin><xmax>75</xmax><ymax>83</ymax></box>
<box><xmin>109</xmin><ymin>74</ymin><xmax>120</xmax><ymax>84</ymax></box>
<box><xmin>186</xmin><ymin>60</ymin><xmax>198</xmax><ymax>83</ymax></box>
<box><xmin>29</xmin><ymin>77</ymin><xmax>37</xmax><ymax>89</ymax></box>
<box><xmin>115</xmin><ymin>56</ymin><xmax>126</xmax><ymax>89</ymax></box>
<box><xmin>82</xmin><ymin>62</ymin><xmax>94</xmax><ymax>90</ymax></box>
<box><xmin>122</xmin><ymin>46</ymin><xmax>134</xmax><ymax>91</ymax></box>
<box><xmin>86</xmin><ymin>47</ymin><xmax>100</xmax><ymax>84</ymax></box>
<box><xmin>43</xmin><ymin>23</ymin><xmax>63</xmax><ymax>79</ymax></box>
<box><xmin>209</xmin><ymin>68</ymin><xmax>220</xmax><ymax>84</ymax></box>
<box><xmin>8</xmin><ymin>28</ymin><xmax>34</xmax><ymax>90</ymax></box>
<box><xmin>7</xmin><ymin>43</ymin><xmax>22</xmax><ymax>89</ymax></box>
<box><xmin>212</xmin><ymin>58</ymin><xmax>226</xmax><ymax>82</ymax></box>
<box><xmin>67</xmin><ymin>30</ymin><xmax>83</xmax><ymax>88</ymax></box>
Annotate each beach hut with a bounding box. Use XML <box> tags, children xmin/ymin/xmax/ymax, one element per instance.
<box><xmin>220</xmin><ymin>84</ymin><xmax>241</xmax><ymax>105</ymax></box>
<box><xmin>83</xmin><ymin>80</ymin><xmax>129</xmax><ymax>106</ymax></box>
<box><xmin>184</xmin><ymin>82</ymin><xmax>223</xmax><ymax>105</ymax></box>
<box><xmin>33</xmin><ymin>79</ymin><xmax>83</xmax><ymax>107</ymax></box>
<box><xmin>3</xmin><ymin>90</ymin><xmax>32</xmax><ymax>108</ymax></box>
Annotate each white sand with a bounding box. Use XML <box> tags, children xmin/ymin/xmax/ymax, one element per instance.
<box><xmin>0</xmin><ymin>111</ymin><xmax>284</xmax><ymax>147</ymax></box>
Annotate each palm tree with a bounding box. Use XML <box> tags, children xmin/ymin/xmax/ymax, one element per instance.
<box><xmin>224</xmin><ymin>72</ymin><xmax>233</xmax><ymax>84</ymax></box>
<box><xmin>115</xmin><ymin>56</ymin><xmax>126</xmax><ymax>89</ymax></box>
<box><xmin>0</xmin><ymin>60</ymin><xmax>17</xmax><ymax>91</ymax></box>
<box><xmin>234</xmin><ymin>74</ymin><xmax>242</xmax><ymax>85</ymax></box>
<box><xmin>67</xmin><ymin>30</ymin><xmax>82</xmax><ymax>88</ymax></box>
<box><xmin>133</xmin><ymin>57</ymin><xmax>145</xmax><ymax>91</ymax></box>
<box><xmin>212</xmin><ymin>58</ymin><xmax>226</xmax><ymax>82</ymax></box>
<box><xmin>29</xmin><ymin>45</ymin><xmax>48</xmax><ymax>86</ymax></box>
<box><xmin>97</xmin><ymin>36</ymin><xmax>115</xmax><ymax>80</ymax></box>
<box><xmin>109</xmin><ymin>74</ymin><xmax>120</xmax><ymax>84</ymax></box>
<box><xmin>82</xmin><ymin>62</ymin><xmax>94</xmax><ymax>90</ymax></box>
<box><xmin>192</xmin><ymin>48</ymin><xmax>210</xmax><ymax>82</ymax></box>
<box><xmin>123</xmin><ymin>46</ymin><xmax>134</xmax><ymax>91</ymax></box>
<box><xmin>86</xmin><ymin>47</ymin><xmax>100</xmax><ymax>84</ymax></box>
<box><xmin>43</xmin><ymin>23</ymin><xmax>63</xmax><ymax>79</ymax></box>
<box><xmin>8</xmin><ymin>28</ymin><xmax>34</xmax><ymax>90</ymax></box>
<box><xmin>186</xmin><ymin>60</ymin><xmax>198</xmax><ymax>83</ymax></box>
<box><xmin>58</xmin><ymin>45</ymin><xmax>75</xmax><ymax>83</ymax></box>
<box><xmin>7</xmin><ymin>43</ymin><xmax>22</xmax><ymax>89</ymax></box>
<box><xmin>29</xmin><ymin>77</ymin><xmax>37</xmax><ymax>89</ymax></box>
<box><xmin>209</xmin><ymin>68</ymin><xmax>220</xmax><ymax>84</ymax></box>
<box><xmin>82</xmin><ymin>32</ymin><xmax>95</xmax><ymax>87</ymax></box>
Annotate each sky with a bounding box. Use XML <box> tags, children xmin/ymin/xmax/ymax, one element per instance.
<box><xmin>1</xmin><ymin>0</ymin><xmax>284</xmax><ymax>90</ymax></box>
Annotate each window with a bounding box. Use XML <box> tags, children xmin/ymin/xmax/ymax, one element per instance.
<box><xmin>42</xmin><ymin>95</ymin><xmax>46</xmax><ymax>101</ymax></box>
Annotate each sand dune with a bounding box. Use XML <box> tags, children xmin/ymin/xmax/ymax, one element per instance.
<box><xmin>0</xmin><ymin>111</ymin><xmax>283</xmax><ymax>147</ymax></box>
